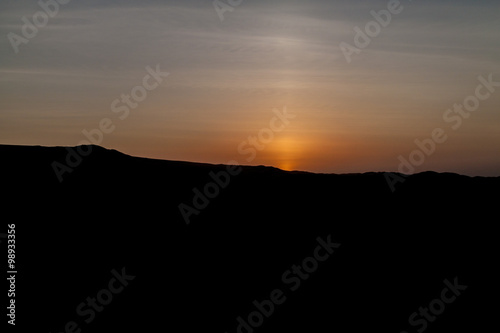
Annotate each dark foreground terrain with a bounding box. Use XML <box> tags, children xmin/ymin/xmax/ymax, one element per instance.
<box><xmin>1</xmin><ymin>144</ymin><xmax>498</xmax><ymax>332</ymax></box>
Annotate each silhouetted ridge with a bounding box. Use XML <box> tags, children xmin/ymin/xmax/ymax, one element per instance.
<box><xmin>1</xmin><ymin>144</ymin><xmax>498</xmax><ymax>333</ymax></box>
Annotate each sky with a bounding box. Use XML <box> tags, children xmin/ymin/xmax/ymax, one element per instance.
<box><xmin>1</xmin><ymin>0</ymin><xmax>499</xmax><ymax>175</ymax></box>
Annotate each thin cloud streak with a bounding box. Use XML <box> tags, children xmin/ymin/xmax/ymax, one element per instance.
<box><xmin>0</xmin><ymin>0</ymin><xmax>499</xmax><ymax>175</ymax></box>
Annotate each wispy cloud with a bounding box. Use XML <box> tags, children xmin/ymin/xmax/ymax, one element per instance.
<box><xmin>0</xmin><ymin>0</ymin><xmax>499</xmax><ymax>175</ymax></box>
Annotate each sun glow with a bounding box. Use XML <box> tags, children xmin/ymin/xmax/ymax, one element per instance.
<box><xmin>268</xmin><ymin>136</ymin><xmax>304</xmax><ymax>171</ymax></box>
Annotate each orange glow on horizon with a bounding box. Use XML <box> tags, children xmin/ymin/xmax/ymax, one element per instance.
<box><xmin>266</xmin><ymin>136</ymin><xmax>302</xmax><ymax>171</ymax></box>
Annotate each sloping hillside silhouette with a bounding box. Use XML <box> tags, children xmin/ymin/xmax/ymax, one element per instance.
<box><xmin>1</xmin><ymin>144</ymin><xmax>498</xmax><ymax>332</ymax></box>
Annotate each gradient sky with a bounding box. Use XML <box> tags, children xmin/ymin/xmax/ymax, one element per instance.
<box><xmin>1</xmin><ymin>0</ymin><xmax>499</xmax><ymax>175</ymax></box>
